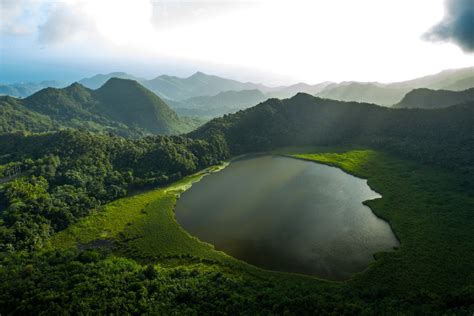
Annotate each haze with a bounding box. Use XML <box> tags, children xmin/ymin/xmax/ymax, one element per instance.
<box><xmin>1</xmin><ymin>0</ymin><xmax>473</xmax><ymax>84</ymax></box>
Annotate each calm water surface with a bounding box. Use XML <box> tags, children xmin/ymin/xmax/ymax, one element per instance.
<box><xmin>175</xmin><ymin>155</ymin><xmax>399</xmax><ymax>280</ymax></box>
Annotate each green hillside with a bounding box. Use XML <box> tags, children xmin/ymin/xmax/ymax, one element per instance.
<box><xmin>191</xmin><ymin>93</ymin><xmax>474</xmax><ymax>172</ymax></box>
<box><xmin>1</xmin><ymin>79</ymin><xmax>199</xmax><ymax>136</ymax></box>
<box><xmin>395</xmin><ymin>87</ymin><xmax>474</xmax><ymax>109</ymax></box>
<box><xmin>93</xmin><ymin>78</ymin><xmax>191</xmax><ymax>134</ymax></box>
<box><xmin>0</xmin><ymin>96</ymin><xmax>60</xmax><ymax>133</ymax></box>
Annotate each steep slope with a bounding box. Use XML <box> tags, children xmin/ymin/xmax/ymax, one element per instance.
<box><xmin>24</xmin><ymin>83</ymin><xmax>97</xmax><ymax>120</ymax></box>
<box><xmin>394</xmin><ymin>88</ymin><xmax>474</xmax><ymax>109</ymax></box>
<box><xmin>169</xmin><ymin>89</ymin><xmax>268</xmax><ymax>118</ymax></box>
<box><xmin>0</xmin><ymin>96</ymin><xmax>60</xmax><ymax>133</ymax></box>
<box><xmin>316</xmin><ymin>82</ymin><xmax>408</xmax><ymax>106</ymax></box>
<box><xmin>92</xmin><ymin>78</ymin><xmax>189</xmax><ymax>134</ymax></box>
<box><xmin>79</xmin><ymin>72</ymin><xmax>144</xmax><ymax>89</ymax></box>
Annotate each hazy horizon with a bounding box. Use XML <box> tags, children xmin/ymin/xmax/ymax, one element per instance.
<box><xmin>1</xmin><ymin>0</ymin><xmax>473</xmax><ymax>85</ymax></box>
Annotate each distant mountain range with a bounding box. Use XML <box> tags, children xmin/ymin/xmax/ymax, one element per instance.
<box><xmin>0</xmin><ymin>80</ymin><xmax>66</xmax><ymax>98</ymax></box>
<box><xmin>0</xmin><ymin>78</ymin><xmax>199</xmax><ymax>136</ymax></box>
<box><xmin>315</xmin><ymin>67</ymin><xmax>474</xmax><ymax>106</ymax></box>
<box><xmin>394</xmin><ymin>88</ymin><xmax>474</xmax><ymax>109</ymax></box>
<box><xmin>78</xmin><ymin>72</ymin><xmax>145</xmax><ymax>89</ymax></box>
<box><xmin>1</xmin><ymin>67</ymin><xmax>473</xmax><ymax>117</ymax></box>
<box><xmin>167</xmin><ymin>89</ymin><xmax>268</xmax><ymax>118</ymax></box>
<box><xmin>140</xmin><ymin>71</ymin><xmax>269</xmax><ymax>100</ymax></box>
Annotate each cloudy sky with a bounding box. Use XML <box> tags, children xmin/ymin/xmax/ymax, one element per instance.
<box><xmin>0</xmin><ymin>0</ymin><xmax>473</xmax><ymax>85</ymax></box>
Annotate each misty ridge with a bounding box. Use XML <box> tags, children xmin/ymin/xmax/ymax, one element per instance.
<box><xmin>2</xmin><ymin>66</ymin><xmax>474</xmax><ymax>121</ymax></box>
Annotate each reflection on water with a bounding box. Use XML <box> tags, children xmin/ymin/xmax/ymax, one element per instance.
<box><xmin>175</xmin><ymin>155</ymin><xmax>399</xmax><ymax>280</ymax></box>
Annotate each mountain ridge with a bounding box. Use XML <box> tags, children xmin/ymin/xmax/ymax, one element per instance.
<box><xmin>1</xmin><ymin>78</ymin><xmax>197</xmax><ymax>136</ymax></box>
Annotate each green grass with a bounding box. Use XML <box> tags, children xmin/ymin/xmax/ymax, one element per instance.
<box><xmin>49</xmin><ymin>163</ymin><xmax>230</xmax><ymax>259</ymax></box>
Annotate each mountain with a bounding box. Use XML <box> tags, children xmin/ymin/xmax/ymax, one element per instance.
<box><xmin>92</xmin><ymin>78</ymin><xmax>189</xmax><ymax>134</ymax></box>
<box><xmin>443</xmin><ymin>76</ymin><xmax>474</xmax><ymax>91</ymax></box>
<box><xmin>316</xmin><ymin>82</ymin><xmax>407</xmax><ymax>106</ymax></box>
<box><xmin>315</xmin><ymin>67</ymin><xmax>474</xmax><ymax>106</ymax></box>
<box><xmin>1</xmin><ymin>79</ymin><xmax>198</xmax><ymax>136</ymax></box>
<box><xmin>168</xmin><ymin>89</ymin><xmax>268</xmax><ymax>118</ymax></box>
<box><xmin>394</xmin><ymin>88</ymin><xmax>474</xmax><ymax>109</ymax></box>
<box><xmin>265</xmin><ymin>82</ymin><xmax>333</xmax><ymax>99</ymax></box>
<box><xmin>388</xmin><ymin>67</ymin><xmax>474</xmax><ymax>90</ymax></box>
<box><xmin>79</xmin><ymin>72</ymin><xmax>145</xmax><ymax>89</ymax></box>
<box><xmin>0</xmin><ymin>96</ymin><xmax>60</xmax><ymax>134</ymax></box>
<box><xmin>0</xmin><ymin>80</ymin><xmax>66</xmax><ymax>98</ymax></box>
<box><xmin>141</xmin><ymin>71</ymin><xmax>268</xmax><ymax>100</ymax></box>
<box><xmin>191</xmin><ymin>93</ymin><xmax>474</xmax><ymax>172</ymax></box>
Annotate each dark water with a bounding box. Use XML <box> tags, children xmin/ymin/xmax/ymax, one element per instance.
<box><xmin>175</xmin><ymin>155</ymin><xmax>399</xmax><ymax>280</ymax></box>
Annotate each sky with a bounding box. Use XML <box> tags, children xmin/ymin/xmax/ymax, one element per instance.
<box><xmin>0</xmin><ymin>0</ymin><xmax>473</xmax><ymax>85</ymax></box>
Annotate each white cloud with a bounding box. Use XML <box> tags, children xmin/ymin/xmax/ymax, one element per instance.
<box><xmin>0</xmin><ymin>0</ymin><xmax>43</xmax><ymax>35</ymax></box>
<box><xmin>1</xmin><ymin>0</ymin><xmax>474</xmax><ymax>84</ymax></box>
<box><xmin>37</xmin><ymin>2</ymin><xmax>97</xmax><ymax>44</ymax></box>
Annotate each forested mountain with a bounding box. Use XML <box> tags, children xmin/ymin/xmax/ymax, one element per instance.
<box><xmin>0</xmin><ymin>96</ymin><xmax>59</xmax><ymax>133</ymax></box>
<box><xmin>168</xmin><ymin>89</ymin><xmax>268</xmax><ymax>118</ymax></box>
<box><xmin>395</xmin><ymin>88</ymin><xmax>474</xmax><ymax>109</ymax></box>
<box><xmin>0</xmin><ymin>79</ymin><xmax>198</xmax><ymax>136</ymax></box>
<box><xmin>191</xmin><ymin>93</ymin><xmax>474</xmax><ymax>172</ymax></box>
<box><xmin>3</xmin><ymin>68</ymin><xmax>473</xmax><ymax>109</ymax></box>
<box><xmin>0</xmin><ymin>80</ymin><xmax>65</xmax><ymax>98</ymax></box>
<box><xmin>91</xmin><ymin>78</ymin><xmax>190</xmax><ymax>134</ymax></box>
<box><xmin>79</xmin><ymin>72</ymin><xmax>145</xmax><ymax>89</ymax></box>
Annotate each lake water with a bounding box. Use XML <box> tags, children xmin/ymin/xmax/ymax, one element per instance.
<box><xmin>175</xmin><ymin>155</ymin><xmax>399</xmax><ymax>280</ymax></box>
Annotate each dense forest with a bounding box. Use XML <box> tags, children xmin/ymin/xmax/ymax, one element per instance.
<box><xmin>0</xmin><ymin>130</ymin><xmax>228</xmax><ymax>251</ymax></box>
<box><xmin>0</xmin><ymin>92</ymin><xmax>473</xmax><ymax>314</ymax></box>
<box><xmin>0</xmin><ymin>78</ymin><xmax>199</xmax><ymax>137</ymax></box>
<box><xmin>192</xmin><ymin>93</ymin><xmax>474</xmax><ymax>174</ymax></box>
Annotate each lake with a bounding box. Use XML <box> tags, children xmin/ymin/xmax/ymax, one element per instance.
<box><xmin>175</xmin><ymin>155</ymin><xmax>399</xmax><ymax>280</ymax></box>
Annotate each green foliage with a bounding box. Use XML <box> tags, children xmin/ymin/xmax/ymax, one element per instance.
<box><xmin>0</xmin><ymin>130</ymin><xmax>228</xmax><ymax>251</ymax></box>
<box><xmin>1</xmin><ymin>91</ymin><xmax>474</xmax><ymax>313</ymax></box>
<box><xmin>0</xmin><ymin>79</ymin><xmax>200</xmax><ymax>137</ymax></box>
<box><xmin>191</xmin><ymin>93</ymin><xmax>474</xmax><ymax>174</ymax></box>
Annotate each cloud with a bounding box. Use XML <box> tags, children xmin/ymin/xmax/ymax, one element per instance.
<box><xmin>151</xmin><ymin>0</ymin><xmax>256</xmax><ymax>29</ymax></box>
<box><xmin>0</xmin><ymin>0</ymin><xmax>42</xmax><ymax>35</ymax></box>
<box><xmin>37</xmin><ymin>2</ymin><xmax>97</xmax><ymax>45</ymax></box>
<box><xmin>423</xmin><ymin>0</ymin><xmax>474</xmax><ymax>52</ymax></box>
